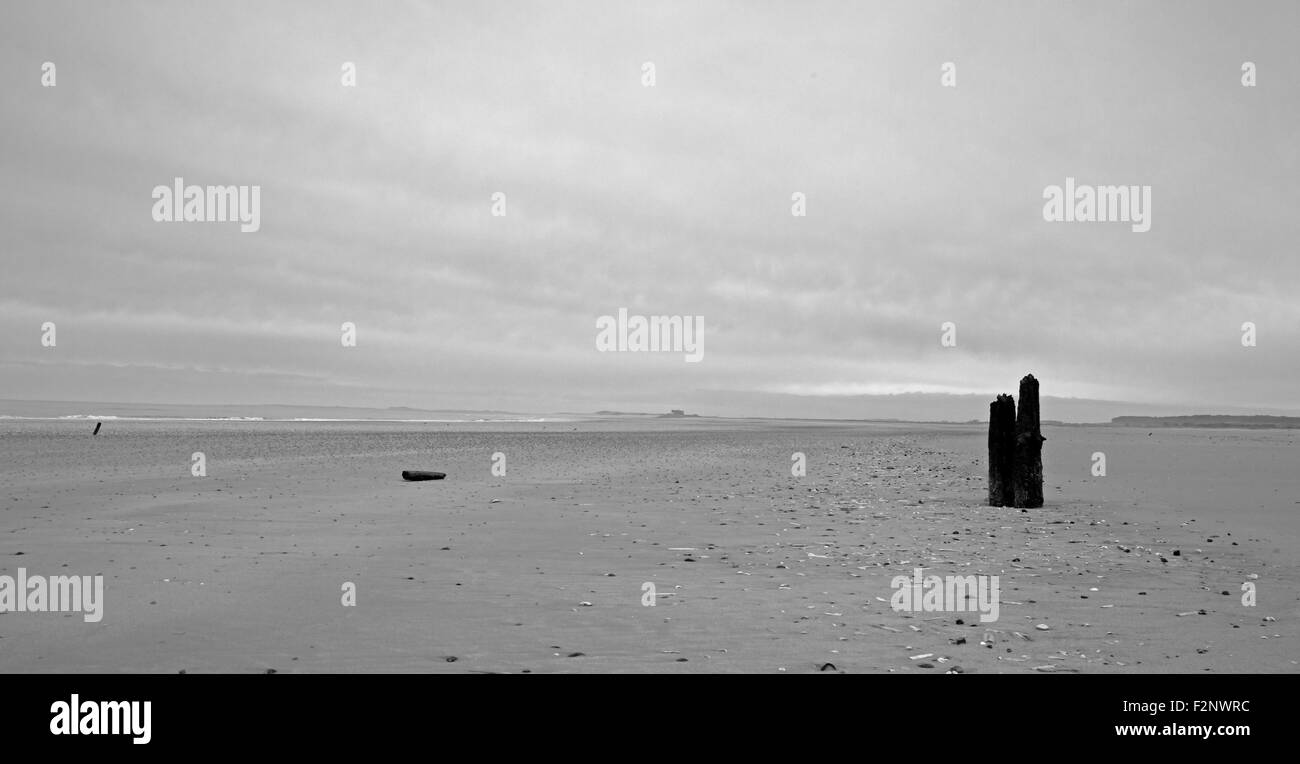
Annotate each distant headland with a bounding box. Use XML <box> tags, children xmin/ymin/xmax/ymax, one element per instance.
<box><xmin>1112</xmin><ymin>415</ymin><xmax>1300</xmax><ymax>429</ymax></box>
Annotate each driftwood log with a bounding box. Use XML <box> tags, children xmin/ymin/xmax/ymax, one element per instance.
<box><xmin>401</xmin><ymin>470</ymin><xmax>446</xmax><ymax>481</ymax></box>
<box><xmin>987</xmin><ymin>394</ymin><xmax>1016</xmax><ymax>506</ymax></box>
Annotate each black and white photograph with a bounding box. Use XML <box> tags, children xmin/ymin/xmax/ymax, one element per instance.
<box><xmin>0</xmin><ymin>0</ymin><xmax>1294</xmax><ymax>747</ymax></box>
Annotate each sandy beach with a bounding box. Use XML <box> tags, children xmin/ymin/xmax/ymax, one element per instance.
<box><xmin>0</xmin><ymin>418</ymin><xmax>1293</xmax><ymax>673</ymax></box>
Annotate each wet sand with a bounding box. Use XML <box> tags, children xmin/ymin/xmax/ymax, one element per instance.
<box><xmin>0</xmin><ymin>419</ymin><xmax>1295</xmax><ymax>672</ymax></box>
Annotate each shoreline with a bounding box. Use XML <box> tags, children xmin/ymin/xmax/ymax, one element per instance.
<box><xmin>0</xmin><ymin>422</ymin><xmax>1293</xmax><ymax>673</ymax></box>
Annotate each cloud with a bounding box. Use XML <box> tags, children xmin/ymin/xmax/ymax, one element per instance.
<box><xmin>2</xmin><ymin>1</ymin><xmax>1296</xmax><ymax>417</ymax></box>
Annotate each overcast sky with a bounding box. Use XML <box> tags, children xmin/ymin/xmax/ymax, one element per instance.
<box><xmin>2</xmin><ymin>1</ymin><xmax>1297</xmax><ymax>419</ymax></box>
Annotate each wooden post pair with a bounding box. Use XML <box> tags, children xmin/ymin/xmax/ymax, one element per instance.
<box><xmin>988</xmin><ymin>374</ymin><xmax>1044</xmax><ymax>508</ymax></box>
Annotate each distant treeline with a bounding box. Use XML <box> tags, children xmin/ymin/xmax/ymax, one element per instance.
<box><xmin>1112</xmin><ymin>415</ymin><xmax>1300</xmax><ymax>429</ymax></box>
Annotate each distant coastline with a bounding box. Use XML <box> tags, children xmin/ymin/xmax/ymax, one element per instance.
<box><xmin>4</xmin><ymin>399</ymin><xmax>1300</xmax><ymax>429</ymax></box>
<box><xmin>1112</xmin><ymin>415</ymin><xmax>1300</xmax><ymax>429</ymax></box>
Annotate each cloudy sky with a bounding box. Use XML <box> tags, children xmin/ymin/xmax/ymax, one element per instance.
<box><xmin>2</xmin><ymin>1</ymin><xmax>1297</xmax><ymax>420</ymax></box>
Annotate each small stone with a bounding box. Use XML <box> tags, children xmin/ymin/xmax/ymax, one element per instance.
<box><xmin>1035</xmin><ymin>624</ymin><xmax>1050</xmax><ymax>631</ymax></box>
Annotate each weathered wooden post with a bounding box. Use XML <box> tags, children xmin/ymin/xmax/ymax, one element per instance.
<box><xmin>1013</xmin><ymin>374</ymin><xmax>1044</xmax><ymax>508</ymax></box>
<box><xmin>987</xmin><ymin>394</ymin><xmax>1016</xmax><ymax>506</ymax></box>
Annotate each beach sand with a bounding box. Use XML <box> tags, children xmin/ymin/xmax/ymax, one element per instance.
<box><xmin>0</xmin><ymin>419</ymin><xmax>1295</xmax><ymax>673</ymax></box>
